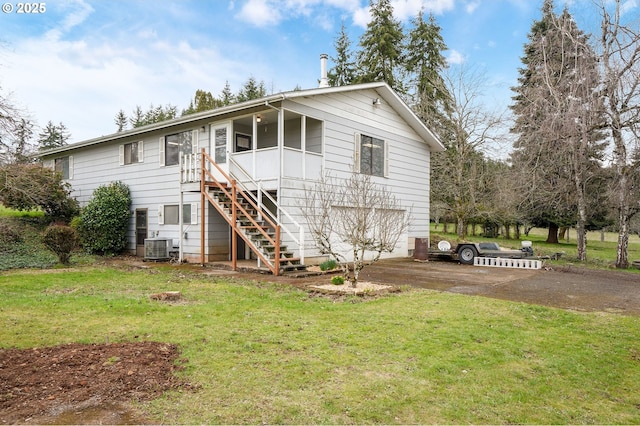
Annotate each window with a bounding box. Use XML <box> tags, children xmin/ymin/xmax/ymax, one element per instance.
<box><xmin>355</xmin><ymin>134</ymin><xmax>388</xmax><ymax>177</ymax></box>
<box><xmin>158</xmin><ymin>203</ymin><xmax>198</xmax><ymax>225</ymax></box>
<box><xmin>160</xmin><ymin>130</ymin><xmax>196</xmax><ymax>166</ymax></box>
<box><xmin>120</xmin><ymin>141</ymin><xmax>144</xmax><ymax>165</ymax></box>
<box><xmin>182</xmin><ymin>204</ymin><xmax>195</xmax><ymax>224</ymax></box>
<box><xmin>54</xmin><ymin>156</ymin><xmax>72</xmax><ymax>179</ymax></box>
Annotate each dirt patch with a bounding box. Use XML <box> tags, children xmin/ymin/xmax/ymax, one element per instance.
<box><xmin>0</xmin><ymin>341</ymin><xmax>187</xmax><ymax>425</ymax></box>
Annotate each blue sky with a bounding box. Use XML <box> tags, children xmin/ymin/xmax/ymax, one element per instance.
<box><xmin>0</xmin><ymin>0</ymin><xmax>634</xmax><ymax>143</ymax></box>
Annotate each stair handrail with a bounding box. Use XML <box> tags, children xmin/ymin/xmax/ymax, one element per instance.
<box><xmin>228</xmin><ymin>156</ymin><xmax>305</xmax><ymax>263</ymax></box>
<box><xmin>200</xmin><ymin>149</ymin><xmax>281</xmax><ymax>274</ymax></box>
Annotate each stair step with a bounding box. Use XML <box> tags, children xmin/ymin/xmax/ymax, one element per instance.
<box><xmin>281</xmin><ymin>264</ymin><xmax>307</xmax><ymax>272</ymax></box>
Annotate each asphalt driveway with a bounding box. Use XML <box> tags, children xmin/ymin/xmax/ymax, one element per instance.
<box><xmin>357</xmin><ymin>258</ymin><xmax>640</xmax><ymax>315</ymax></box>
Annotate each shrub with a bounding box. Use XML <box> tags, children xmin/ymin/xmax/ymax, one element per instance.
<box><xmin>0</xmin><ymin>220</ymin><xmax>22</xmax><ymax>249</ymax></box>
<box><xmin>320</xmin><ymin>259</ymin><xmax>338</xmax><ymax>271</ymax></box>
<box><xmin>331</xmin><ymin>275</ymin><xmax>345</xmax><ymax>285</ymax></box>
<box><xmin>78</xmin><ymin>181</ymin><xmax>131</xmax><ymax>255</ymax></box>
<box><xmin>43</xmin><ymin>225</ymin><xmax>79</xmax><ymax>265</ymax></box>
<box><xmin>0</xmin><ymin>163</ymin><xmax>79</xmax><ymax>221</ymax></box>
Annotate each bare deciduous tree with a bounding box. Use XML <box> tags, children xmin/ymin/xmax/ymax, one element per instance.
<box><xmin>596</xmin><ymin>0</ymin><xmax>640</xmax><ymax>268</ymax></box>
<box><xmin>432</xmin><ymin>64</ymin><xmax>503</xmax><ymax>239</ymax></box>
<box><xmin>301</xmin><ymin>172</ymin><xmax>411</xmax><ymax>287</ymax></box>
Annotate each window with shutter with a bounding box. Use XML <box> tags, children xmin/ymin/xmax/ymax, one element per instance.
<box><xmin>121</xmin><ymin>141</ymin><xmax>143</xmax><ymax>165</ymax></box>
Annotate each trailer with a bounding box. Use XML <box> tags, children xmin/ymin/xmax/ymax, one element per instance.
<box><xmin>430</xmin><ymin>240</ymin><xmax>535</xmax><ymax>265</ymax></box>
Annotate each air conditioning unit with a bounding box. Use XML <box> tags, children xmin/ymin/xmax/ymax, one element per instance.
<box><xmin>144</xmin><ymin>238</ymin><xmax>171</xmax><ymax>260</ymax></box>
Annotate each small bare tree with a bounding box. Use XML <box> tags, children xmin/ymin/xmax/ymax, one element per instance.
<box><xmin>301</xmin><ymin>172</ymin><xmax>411</xmax><ymax>287</ymax></box>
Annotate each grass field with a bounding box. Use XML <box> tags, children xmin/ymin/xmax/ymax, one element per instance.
<box><xmin>431</xmin><ymin>223</ymin><xmax>640</xmax><ymax>269</ymax></box>
<box><xmin>1</xmin><ymin>267</ymin><xmax>639</xmax><ymax>424</ymax></box>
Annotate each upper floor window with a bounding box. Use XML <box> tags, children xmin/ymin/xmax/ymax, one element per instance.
<box><xmin>355</xmin><ymin>134</ymin><xmax>388</xmax><ymax>177</ymax></box>
<box><xmin>55</xmin><ymin>156</ymin><xmax>72</xmax><ymax>179</ymax></box>
<box><xmin>119</xmin><ymin>141</ymin><xmax>144</xmax><ymax>165</ymax></box>
<box><xmin>160</xmin><ymin>130</ymin><xmax>196</xmax><ymax>166</ymax></box>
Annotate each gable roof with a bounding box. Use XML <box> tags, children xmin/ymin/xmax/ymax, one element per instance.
<box><xmin>38</xmin><ymin>82</ymin><xmax>445</xmax><ymax>156</ymax></box>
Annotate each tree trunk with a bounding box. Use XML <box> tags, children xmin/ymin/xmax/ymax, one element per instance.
<box><xmin>558</xmin><ymin>227</ymin><xmax>567</xmax><ymax>241</ymax></box>
<box><xmin>616</xmin><ymin>208</ymin><xmax>631</xmax><ymax>269</ymax></box>
<box><xmin>575</xmin><ymin>175</ymin><xmax>588</xmax><ymax>262</ymax></box>
<box><xmin>457</xmin><ymin>216</ymin><xmax>465</xmax><ymax>239</ymax></box>
<box><xmin>546</xmin><ymin>223</ymin><xmax>559</xmax><ymax>244</ymax></box>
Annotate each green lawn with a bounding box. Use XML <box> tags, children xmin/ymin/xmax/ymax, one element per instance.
<box><xmin>1</xmin><ymin>267</ymin><xmax>639</xmax><ymax>424</ymax></box>
<box><xmin>0</xmin><ymin>205</ymin><xmax>44</xmax><ymax>218</ymax></box>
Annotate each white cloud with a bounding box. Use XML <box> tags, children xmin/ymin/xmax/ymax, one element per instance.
<box><xmin>236</xmin><ymin>0</ymin><xmax>283</xmax><ymax>27</ymax></box>
<box><xmin>447</xmin><ymin>49</ymin><xmax>466</xmax><ymax>65</ymax></box>
<box><xmin>465</xmin><ymin>0</ymin><xmax>481</xmax><ymax>14</ymax></box>
<box><xmin>3</xmin><ymin>16</ymin><xmax>250</xmax><ymax>141</ymax></box>
<box><xmin>44</xmin><ymin>0</ymin><xmax>94</xmax><ymax>41</ymax></box>
<box><xmin>352</xmin><ymin>4</ymin><xmax>371</xmax><ymax>27</ymax></box>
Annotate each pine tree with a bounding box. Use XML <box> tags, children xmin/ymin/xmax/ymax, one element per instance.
<box><xmin>405</xmin><ymin>11</ymin><xmax>451</xmax><ymax>130</ymax></box>
<box><xmin>38</xmin><ymin>121</ymin><xmax>70</xmax><ymax>151</ymax></box>
<box><xmin>236</xmin><ymin>76</ymin><xmax>266</xmax><ymax>102</ymax></box>
<box><xmin>129</xmin><ymin>106</ymin><xmax>145</xmax><ymax>128</ymax></box>
<box><xmin>11</xmin><ymin>118</ymin><xmax>34</xmax><ymax>163</ymax></box>
<box><xmin>510</xmin><ymin>0</ymin><xmax>606</xmax><ymax>254</ymax></box>
<box><xmin>114</xmin><ymin>109</ymin><xmax>128</xmax><ymax>132</ymax></box>
<box><xmin>328</xmin><ymin>21</ymin><xmax>356</xmax><ymax>86</ymax></box>
<box><xmin>356</xmin><ymin>0</ymin><xmax>405</xmax><ymax>92</ymax></box>
<box><xmin>219</xmin><ymin>81</ymin><xmax>235</xmax><ymax>106</ymax></box>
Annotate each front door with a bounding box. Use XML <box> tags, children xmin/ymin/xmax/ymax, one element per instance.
<box><xmin>135</xmin><ymin>209</ymin><xmax>147</xmax><ymax>257</ymax></box>
<box><xmin>210</xmin><ymin>123</ymin><xmax>230</xmax><ymax>182</ymax></box>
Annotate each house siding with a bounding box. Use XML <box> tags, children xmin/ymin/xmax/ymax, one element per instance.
<box><xmin>278</xmin><ymin>89</ymin><xmax>431</xmax><ymax>261</ymax></box>
<box><xmin>47</xmin><ymin>126</ymin><xmax>205</xmax><ymax>254</ymax></box>
<box><xmin>40</xmin><ymin>84</ymin><xmax>437</xmax><ymax>263</ymax></box>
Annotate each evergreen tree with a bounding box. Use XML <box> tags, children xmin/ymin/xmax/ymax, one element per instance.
<box><xmin>236</xmin><ymin>76</ymin><xmax>267</xmax><ymax>102</ymax></box>
<box><xmin>405</xmin><ymin>11</ymin><xmax>452</xmax><ymax>130</ymax></box>
<box><xmin>114</xmin><ymin>109</ymin><xmax>128</xmax><ymax>132</ymax></box>
<box><xmin>11</xmin><ymin>118</ymin><xmax>34</xmax><ymax>163</ymax></box>
<box><xmin>129</xmin><ymin>106</ymin><xmax>145</xmax><ymax>128</ymax></box>
<box><xmin>328</xmin><ymin>21</ymin><xmax>356</xmax><ymax>86</ymax></box>
<box><xmin>510</xmin><ymin>0</ymin><xmax>606</xmax><ymax>251</ymax></box>
<box><xmin>38</xmin><ymin>121</ymin><xmax>70</xmax><ymax>151</ymax></box>
<box><xmin>129</xmin><ymin>104</ymin><xmax>178</xmax><ymax>128</ymax></box>
<box><xmin>219</xmin><ymin>81</ymin><xmax>235</xmax><ymax>106</ymax></box>
<box><xmin>356</xmin><ymin>0</ymin><xmax>405</xmax><ymax>92</ymax></box>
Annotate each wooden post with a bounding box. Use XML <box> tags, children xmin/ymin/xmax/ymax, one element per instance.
<box><xmin>274</xmin><ymin>226</ymin><xmax>280</xmax><ymax>276</ymax></box>
<box><xmin>231</xmin><ymin>180</ymin><xmax>237</xmax><ymax>272</ymax></box>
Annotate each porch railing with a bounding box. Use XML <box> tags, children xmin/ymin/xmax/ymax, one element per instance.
<box><xmin>197</xmin><ymin>149</ymin><xmax>283</xmax><ymax>275</ymax></box>
<box><xmin>228</xmin><ymin>156</ymin><xmax>305</xmax><ymax>265</ymax></box>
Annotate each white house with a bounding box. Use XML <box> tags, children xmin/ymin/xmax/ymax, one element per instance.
<box><xmin>39</xmin><ymin>68</ymin><xmax>444</xmax><ymax>275</ymax></box>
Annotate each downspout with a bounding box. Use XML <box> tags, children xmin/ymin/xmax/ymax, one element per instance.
<box><xmin>179</xmin><ymin>155</ymin><xmax>184</xmax><ymax>263</ymax></box>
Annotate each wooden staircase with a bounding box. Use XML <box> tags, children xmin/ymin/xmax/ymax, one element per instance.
<box><xmin>198</xmin><ymin>150</ymin><xmax>305</xmax><ymax>275</ymax></box>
